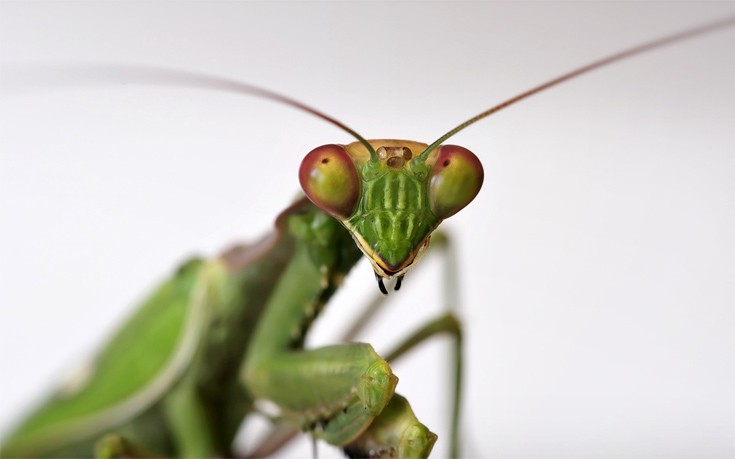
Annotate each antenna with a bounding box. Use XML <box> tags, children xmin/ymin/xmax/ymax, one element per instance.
<box><xmin>1</xmin><ymin>63</ymin><xmax>378</xmax><ymax>159</ymax></box>
<box><xmin>418</xmin><ymin>16</ymin><xmax>735</xmax><ymax>160</ymax></box>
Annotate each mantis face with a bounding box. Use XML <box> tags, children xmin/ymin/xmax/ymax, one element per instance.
<box><xmin>300</xmin><ymin>139</ymin><xmax>483</xmax><ymax>292</ymax></box>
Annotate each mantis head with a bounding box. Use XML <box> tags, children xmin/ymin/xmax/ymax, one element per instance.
<box><xmin>299</xmin><ymin>140</ymin><xmax>483</xmax><ymax>294</ymax></box>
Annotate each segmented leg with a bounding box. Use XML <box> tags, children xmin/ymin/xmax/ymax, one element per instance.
<box><xmin>343</xmin><ymin>394</ymin><xmax>437</xmax><ymax>459</ymax></box>
<box><xmin>243</xmin><ymin>223</ymin><xmax>463</xmax><ymax>458</ymax></box>
<box><xmin>242</xmin><ymin>211</ymin><xmax>397</xmax><ymax>447</ymax></box>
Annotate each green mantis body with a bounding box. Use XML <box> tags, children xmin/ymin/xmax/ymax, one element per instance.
<box><xmin>2</xmin><ymin>5</ymin><xmax>734</xmax><ymax>458</ymax></box>
<box><xmin>0</xmin><ymin>192</ymin><xmax>413</xmax><ymax>457</ymax></box>
<box><xmin>2</xmin><ymin>139</ymin><xmax>466</xmax><ymax>457</ymax></box>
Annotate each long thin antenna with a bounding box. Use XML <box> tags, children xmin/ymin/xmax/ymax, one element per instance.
<box><xmin>1</xmin><ymin>63</ymin><xmax>378</xmax><ymax>159</ymax></box>
<box><xmin>419</xmin><ymin>16</ymin><xmax>735</xmax><ymax>160</ymax></box>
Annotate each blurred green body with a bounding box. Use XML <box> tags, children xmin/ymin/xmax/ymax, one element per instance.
<box><xmin>2</xmin><ymin>147</ymin><xmax>444</xmax><ymax>457</ymax></box>
<box><xmin>2</xmin><ymin>198</ymin><xmax>312</xmax><ymax>457</ymax></box>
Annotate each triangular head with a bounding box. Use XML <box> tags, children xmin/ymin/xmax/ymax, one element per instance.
<box><xmin>299</xmin><ymin>139</ymin><xmax>483</xmax><ymax>293</ymax></box>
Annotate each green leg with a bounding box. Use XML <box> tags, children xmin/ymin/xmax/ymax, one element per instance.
<box><xmin>247</xmin><ymin>310</ymin><xmax>463</xmax><ymax>458</ymax></box>
<box><xmin>162</xmin><ymin>378</ymin><xmax>220</xmax><ymax>458</ymax></box>
<box><xmin>384</xmin><ymin>312</ymin><xmax>463</xmax><ymax>459</ymax></box>
<box><xmin>242</xmin><ymin>224</ymin><xmax>398</xmax><ymax>447</ymax></box>
<box><xmin>334</xmin><ymin>310</ymin><xmax>462</xmax><ymax>459</ymax></box>
<box><xmin>246</xmin><ymin>316</ymin><xmax>462</xmax><ymax>458</ymax></box>
<box><xmin>246</xmin><ymin>343</ymin><xmax>397</xmax><ymax>445</ymax></box>
<box><xmin>343</xmin><ymin>394</ymin><xmax>437</xmax><ymax>459</ymax></box>
<box><xmin>244</xmin><ymin>223</ymin><xmax>462</xmax><ymax>457</ymax></box>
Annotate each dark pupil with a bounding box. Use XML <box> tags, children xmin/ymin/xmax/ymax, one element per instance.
<box><xmin>443</xmin><ymin>159</ymin><xmax>450</xmax><ymax>167</ymax></box>
<box><xmin>321</xmin><ymin>158</ymin><xmax>330</xmax><ymax>164</ymax></box>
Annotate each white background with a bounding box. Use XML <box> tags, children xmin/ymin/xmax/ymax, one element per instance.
<box><xmin>1</xmin><ymin>2</ymin><xmax>733</xmax><ymax>458</ymax></box>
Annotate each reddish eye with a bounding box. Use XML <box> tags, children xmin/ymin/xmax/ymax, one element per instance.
<box><xmin>429</xmin><ymin>145</ymin><xmax>484</xmax><ymax>219</ymax></box>
<box><xmin>299</xmin><ymin>144</ymin><xmax>360</xmax><ymax>219</ymax></box>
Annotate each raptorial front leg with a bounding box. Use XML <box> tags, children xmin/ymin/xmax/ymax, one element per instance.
<box><xmin>241</xmin><ymin>208</ymin><xmax>459</xmax><ymax>456</ymax></box>
<box><xmin>384</xmin><ymin>312</ymin><xmax>463</xmax><ymax>458</ymax></box>
<box><xmin>343</xmin><ymin>394</ymin><xmax>437</xmax><ymax>459</ymax></box>
<box><xmin>241</xmin><ymin>215</ymin><xmax>398</xmax><ymax>447</ymax></box>
<box><xmin>245</xmin><ymin>343</ymin><xmax>397</xmax><ymax>445</ymax></box>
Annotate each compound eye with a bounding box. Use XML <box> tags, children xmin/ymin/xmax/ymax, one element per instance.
<box><xmin>299</xmin><ymin>144</ymin><xmax>360</xmax><ymax>219</ymax></box>
<box><xmin>429</xmin><ymin>145</ymin><xmax>484</xmax><ymax>219</ymax></box>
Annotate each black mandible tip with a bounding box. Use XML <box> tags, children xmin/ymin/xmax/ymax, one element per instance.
<box><xmin>374</xmin><ymin>272</ymin><xmax>388</xmax><ymax>295</ymax></box>
<box><xmin>394</xmin><ymin>275</ymin><xmax>404</xmax><ymax>291</ymax></box>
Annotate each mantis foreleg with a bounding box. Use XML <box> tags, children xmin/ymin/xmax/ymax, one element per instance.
<box><xmin>245</xmin><ymin>230</ymin><xmax>463</xmax><ymax>458</ymax></box>
<box><xmin>241</xmin><ymin>206</ymin><xmax>400</xmax><ymax>445</ymax></box>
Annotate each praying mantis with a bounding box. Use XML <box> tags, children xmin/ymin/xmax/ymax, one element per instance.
<box><xmin>1</xmin><ymin>3</ymin><xmax>735</xmax><ymax>459</ymax></box>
